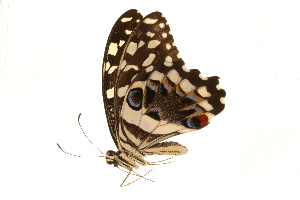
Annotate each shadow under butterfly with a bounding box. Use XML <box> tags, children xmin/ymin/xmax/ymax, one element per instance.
<box><xmin>58</xmin><ymin>9</ymin><xmax>226</xmax><ymax>187</ymax></box>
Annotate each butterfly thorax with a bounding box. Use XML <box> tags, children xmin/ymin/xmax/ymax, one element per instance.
<box><xmin>105</xmin><ymin>150</ymin><xmax>147</xmax><ymax>170</ymax></box>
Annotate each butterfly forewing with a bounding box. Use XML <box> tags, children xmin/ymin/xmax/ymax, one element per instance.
<box><xmin>102</xmin><ymin>9</ymin><xmax>143</xmax><ymax>147</ymax></box>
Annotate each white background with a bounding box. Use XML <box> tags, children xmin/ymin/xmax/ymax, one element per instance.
<box><xmin>1</xmin><ymin>0</ymin><xmax>300</xmax><ymax>199</ymax></box>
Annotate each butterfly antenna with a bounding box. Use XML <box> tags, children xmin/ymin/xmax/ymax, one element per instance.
<box><xmin>57</xmin><ymin>143</ymin><xmax>104</xmax><ymax>158</ymax></box>
<box><xmin>57</xmin><ymin>143</ymin><xmax>81</xmax><ymax>157</ymax></box>
<box><xmin>78</xmin><ymin>113</ymin><xmax>104</xmax><ymax>155</ymax></box>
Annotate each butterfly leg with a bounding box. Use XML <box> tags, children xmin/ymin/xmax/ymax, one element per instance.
<box><xmin>118</xmin><ymin>167</ymin><xmax>154</xmax><ymax>187</ymax></box>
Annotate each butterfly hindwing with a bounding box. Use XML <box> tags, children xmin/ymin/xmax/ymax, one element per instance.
<box><xmin>120</xmin><ymin>59</ymin><xmax>225</xmax><ymax>154</ymax></box>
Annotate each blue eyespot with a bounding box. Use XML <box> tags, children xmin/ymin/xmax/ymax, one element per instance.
<box><xmin>146</xmin><ymin>107</ymin><xmax>163</xmax><ymax>121</ymax></box>
<box><xmin>127</xmin><ymin>88</ymin><xmax>143</xmax><ymax>110</ymax></box>
<box><xmin>182</xmin><ymin>117</ymin><xmax>200</xmax><ymax>129</ymax></box>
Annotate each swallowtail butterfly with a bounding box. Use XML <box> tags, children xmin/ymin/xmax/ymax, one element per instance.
<box><xmin>102</xmin><ymin>9</ymin><xmax>226</xmax><ymax>181</ymax></box>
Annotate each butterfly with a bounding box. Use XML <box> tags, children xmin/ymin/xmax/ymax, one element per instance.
<box><xmin>102</xmin><ymin>9</ymin><xmax>226</xmax><ymax>182</ymax></box>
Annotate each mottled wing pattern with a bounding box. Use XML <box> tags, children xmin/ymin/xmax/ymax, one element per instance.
<box><xmin>116</xmin><ymin>12</ymin><xmax>226</xmax><ymax>155</ymax></box>
<box><xmin>102</xmin><ymin>9</ymin><xmax>143</xmax><ymax>147</ymax></box>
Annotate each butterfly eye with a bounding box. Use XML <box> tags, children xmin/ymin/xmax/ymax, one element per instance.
<box><xmin>127</xmin><ymin>88</ymin><xmax>143</xmax><ymax>110</ymax></box>
<box><xmin>106</xmin><ymin>150</ymin><xmax>115</xmax><ymax>156</ymax></box>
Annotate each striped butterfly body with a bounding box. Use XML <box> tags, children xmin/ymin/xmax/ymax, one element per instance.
<box><xmin>103</xmin><ymin>10</ymin><xmax>226</xmax><ymax>174</ymax></box>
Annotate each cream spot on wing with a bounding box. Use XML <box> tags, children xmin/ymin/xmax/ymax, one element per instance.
<box><xmin>124</xmin><ymin>65</ymin><xmax>138</xmax><ymax>72</ymax></box>
<box><xmin>199</xmin><ymin>74</ymin><xmax>208</xmax><ymax>80</ymax></box>
<box><xmin>143</xmin><ymin>18</ymin><xmax>158</xmax><ymax>24</ymax></box>
<box><xmin>161</xmin><ymin>14</ymin><xmax>165</xmax><ymax>17</ymax></box>
<box><xmin>182</xmin><ymin>65</ymin><xmax>190</xmax><ymax>72</ymax></box>
<box><xmin>105</xmin><ymin>62</ymin><xmax>110</xmax><ymax>71</ymax></box>
<box><xmin>172</xmin><ymin>42</ymin><xmax>176</xmax><ymax>46</ymax></box>
<box><xmin>177</xmin><ymin>53</ymin><xmax>181</xmax><ymax>58</ymax></box>
<box><xmin>153</xmin><ymin>123</ymin><xmax>186</xmax><ymax>134</ymax></box>
<box><xmin>159</xmin><ymin>23</ymin><xmax>165</xmax><ymax>28</ymax></box>
<box><xmin>164</xmin><ymin>62</ymin><xmax>173</xmax><ymax>67</ymax></box>
<box><xmin>145</xmin><ymin>65</ymin><xmax>154</xmax><ymax>72</ymax></box>
<box><xmin>150</xmin><ymin>71</ymin><xmax>164</xmax><ymax>81</ymax></box>
<box><xmin>108</xmin><ymin>65</ymin><xmax>118</xmax><ymax>74</ymax></box>
<box><xmin>169</xmin><ymin>31</ymin><xmax>172</xmax><ymax>35</ymax></box>
<box><xmin>126</xmin><ymin>42</ymin><xmax>137</xmax><ymax>55</ymax></box>
<box><xmin>197</xmin><ymin>86</ymin><xmax>211</xmax><ymax>97</ymax></box>
<box><xmin>120</xmin><ymin>60</ymin><xmax>126</xmax><ymax>70</ymax></box>
<box><xmin>166</xmin><ymin>22</ymin><xmax>169</xmax><ymax>25</ymax></box>
<box><xmin>148</xmin><ymin>40</ymin><xmax>160</xmax><ymax>48</ymax></box>
<box><xmin>162</xmin><ymin>32</ymin><xmax>167</xmax><ymax>38</ymax></box>
<box><xmin>180</xmin><ymin>79</ymin><xmax>196</xmax><ymax>93</ymax></box>
<box><xmin>123</xmin><ymin>103</ymin><xmax>142</xmax><ymax>126</ymax></box>
<box><xmin>118</xmin><ymin>85</ymin><xmax>129</xmax><ymax>97</ymax></box>
<box><xmin>146</xmin><ymin>31</ymin><xmax>155</xmax><ymax>38</ymax></box>
<box><xmin>220</xmin><ymin>97</ymin><xmax>225</xmax><ymax>104</ymax></box>
<box><xmin>130</xmin><ymin>81</ymin><xmax>144</xmax><ymax>89</ymax></box>
<box><xmin>121</xmin><ymin>17</ymin><xmax>132</xmax><ymax>22</ymax></box>
<box><xmin>106</xmin><ymin>87</ymin><xmax>114</xmax><ymax>99</ymax></box>
<box><xmin>166</xmin><ymin>43</ymin><xmax>171</xmax><ymax>50</ymax></box>
<box><xmin>138</xmin><ymin>40</ymin><xmax>145</xmax><ymax>48</ymax></box>
<box><xmin>136</xmin><ymin>19</ymin><xmax>140</xmax><ymax>23</ymax></box>
<box><xmin>140</xmin><ymin>115</ymin><xmax>160</xmax><ymax>132</ymax></box>
<box><xmin>164</xmin><ymin>56</ymin><xmax>173</xmax><ymax>67</ymax></box>
<box><xmin>165</xmin><ymin>56</ymin><xmax>172</xmax><ymax>63</ymax></box>
<box><xmin>142</xmin><ymin>53</ymin><xmax>156</xmax><ymax>66</ymax></box>
<box><xmin>125</xmin><ymin>30</ymin><xmax>132</xmax><ymax>35</ymax></box>
<box><xmin>119</xmin><ymin>40</ymin><xmax>125</xmax><ymax>47</ymax></box>
<box><xmin>216</xmin><ymin>84</ymin><xmax>221</xmax><ymax>90</ymax></box>
<box><xmin>108</xmin><ymin>42</ymin><xmax>118</xmax><ymax>56</ymax></box>
<box><xmin>167</xmin><ymin>69</ymin><xmax>182</xmax><ymax>84</ymax></box>
<box><xmin>198</xmin><ymin>100</ymin><xmax>213</xmax><ymax>111</ymax></box>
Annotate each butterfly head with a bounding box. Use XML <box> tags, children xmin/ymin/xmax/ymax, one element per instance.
<box><xmin>105</xmin><ymin>150</ymin><xmax>118</xmax><ymax>167</ymax></box>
